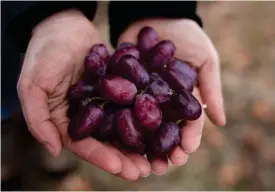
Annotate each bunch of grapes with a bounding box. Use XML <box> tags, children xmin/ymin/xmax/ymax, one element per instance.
<box><xmin>67</xmin><ymin>26</ymin><xmax>202</xmax><ymax>157</ymax></box>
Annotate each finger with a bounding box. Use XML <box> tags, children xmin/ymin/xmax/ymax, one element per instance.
<box><xmin>17</xmin><ymin>79</ymin><xmax>62</xmax><ymax>157</ymax></box>
<box><xmin>109</xmin><ymin>142</ymin><xmax>147</xmax><ymax>179</ymax></box>
<box><xmin>147</xmin><ymin>154</ymin><xmax>168</xmax><ymax>175</ymax></box>
<box><xmin>57</xmin><ymin>122</ymin><xmax>122</xmax><ymax>175</ymax></box>
<box><xmin>180</xmin><ymin>112</ymin><xmax>204</xmax><ymax>154</ymax></box>
<box><xmin>121</xmin><ymin>151</ymin><xmax>151</xmax><ymax>178</ymax></box>
<box><xmin>180</xmin><ymin>89</ymin><xmax>205</xmax><ymax>154</ymax></box>
<box><xmin>198</xmin><ymin>47</ymin><xmax>226</xmax><ymax>126</ymax></box>
<box><xmin>168</xmin><ymin>146</ymin><xmax>189</xmax><ymax>166</ymax></box>
<box><xmin>107</xmin><ymin>146</ymin><xmax>140</xmax><ymax>181</ymax></box>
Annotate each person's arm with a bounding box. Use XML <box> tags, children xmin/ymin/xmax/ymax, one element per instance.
<box><xmin>2</xmin><ymin>1</ymin><xmax>98</xmax><ymax>52</ymax></box>
<box><xmin>108</xmin><ymin>1</ymin><xmax>202</xmax><ymax>48</ymax></box>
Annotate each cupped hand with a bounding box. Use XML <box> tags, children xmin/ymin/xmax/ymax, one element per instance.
<box><xmin>118</xmin><ymin>18</ymin><xmax>226</xmax><ymax>175</ymax></box>
<box><xmin>17</xmin><ymin>10</ymin><xmax>151</xmax><ymax>180</ymax></box>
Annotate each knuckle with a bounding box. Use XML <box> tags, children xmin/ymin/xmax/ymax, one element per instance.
<box><xmin>85</xmin><ymin>145</ymin><xmax>98</xmax><ymax>161</ymax></box>
<box><xmin>16</xmin><ymin>79</ymin><xmax>29</xmax><ymax>95</ymax></box>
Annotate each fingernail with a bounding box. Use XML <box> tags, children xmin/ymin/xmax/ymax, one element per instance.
<box><xmin>45</xmin><ymin>143</ymin><xmax>56</xmax><ymax>157</ymax></box>
<box><xmin>152</xmin><ymin>170</ymin><xmax>166</xmax><ymax>176</ymax></box>
<box><xmin>140</xmin><ymin>172</ymin><xmax>150</xmax><ymax>178</ymax></box>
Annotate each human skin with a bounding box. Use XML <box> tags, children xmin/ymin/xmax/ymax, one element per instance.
<box><xmin>17</xmin><ymin>9</ymin><xmax>225</xmax><ymax>180</ymax></box>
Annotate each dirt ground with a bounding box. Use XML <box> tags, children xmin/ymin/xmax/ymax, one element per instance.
<box><xmin>2</xmin><ymin>1</ymin><xmax>275</xmax><ymax>191</ymax></box>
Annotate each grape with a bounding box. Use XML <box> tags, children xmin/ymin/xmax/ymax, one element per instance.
<box><xmin>149</xmin><ymin>72</ymin><xmax>164</xmax><ymax>83</ymax></box>
<box><xmin>89</xmin><ymin>44</ymin><xmax>110</xmax><ymax>63</ymax></box>
<box><xmin>170</xmin><ymin>91</ymin><xmax>202</xmax><ymax>120</ymax></box>
<box><xmin>148</xmin><ymin>40</ymin><xmax>175</xmax><ymax>70</ymax></box>
<box><xmin>114</xmin><ymin>55</ymin><xmax>149</xmax><ymax>89</ymax></box>
<box><xmin>137</xmin><ymin>26</ymin><xmax>159</xmax><ymax>53</ymax></box>
<box><xmin>134</xmin><ymin>94</ymin><xmax>162</xmax><ymax>131</ymax></box>
<box><xmin>161</xmin><ymin>58</ymin><xmax>197</xmax><ymax>92</ymax></box>
<box><xmin>68</xmin><ymin>103</ymin><xmax>104</xmax><ymax>140</ymax></box>
<box><xmin>67</xmin><ymin>103</ymin><xmax>78</xmax><ymax>119</ymax></box>
<box><xmin>67</xmin><ymin>81</ymin><xmax>95</xmax><ymax>103</ymax></box>
<box><xmin>116</xmin><ymin>108</ymin><xmax>145</xmax><ymax>153</ymax></box>
<box><xmin>95</xmin><ymin>113</ymin><xmax>115</xmax><ymax>141</ymax></box>
<box><xmin>160</xmin><ymin>100</ymin><xmax>182</xmax><ymax>122</ymax></box>
<box><xmin>67</xmin><ymin>97</ymin><xmax>91</xmax><ymax>119</ymax></box>
<box><xmin>93</xmin><ymin>102</ymin><xmax>122</xmax><ymax>141</ymax></box>
<box><xmin>118</xmin><ymin>42</ymin><xmax>135</xmax><ymax>49</ymax></box>
<box><xmin>110</xmin><ymin>46</ymin><xmax>140</xmax><ymax>72</ymax></box>
<box><xmin>151</xmin><ymin>122</ymin><xmax>180</xmax><ymax>155</ymax></box>
<box><xmin>145</xmin><ymin>80</ymin><xmax>172</xmax><ymax>104</ymax></box>
<box><xmin>99</xmin><ymin>75</ymin><xmax>137</xmax><ymax>105</ymax></box>
<box><xmin>84</xmin><ymin>52</ymin><xmax>106</xmax><ymax>83</ymax></box>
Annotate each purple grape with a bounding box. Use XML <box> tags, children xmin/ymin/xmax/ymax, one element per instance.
<box><xmin>147</xmin><ymin>40</ymin><xmax>175</xmax><ymax>70</ymax></box>
<box><xmin>96</xmin><ymin>113</ymin><xmax>115</xmax><ymax>141</ymax></box>
<box><xmin>110</xmin><ymin>46</ymin><xmax>140</xmax><ymax>72</ymax></box>
<box><xmin>151</xmin><ymin>122</ymin><xmax>180</xmax><ymax>155</ymax></box>
<box><xmin>116</xmin><ymin>108</ymin><xmax>145</xmax><ymax>153</ymax></box>
<box><xmin>89</xmin><ymin>44</ymin><xmax>110</xmax><ymax>63</ymax></box>
<box><xmin>145</xmin><ymin>80</ymin><xmax>172</xmax><ymax>104</ymax></box>
<box><xmin>67</xmin><ymin>81</ymin><xmax>95</xmax><ymax>102</ymax></box>
<box><xmin>67</xmin><ymin>103</ymin><xmax>78</xmax><ymax>119</ymax></box>
<box><xmin>68</xmin><ymin>103</ymin><xmax>104</xmax><ymax>140</ymax></box>
<box><xmin>99</xmin><ymin>75</ymin><xmax>137</xmax><ymax>105</ymax></box>
<box><xmin>137</xmin><ymin>26</ymin><xmax>159</xmax><ymax>53</ymax></box>
<box><xmin>84</xmin><ymin>52</ymin><xmax>106</xmax><ymax>83</ymax></box>
<box><xmin>149</xmin><ymin>72</ymin><xmax>164</xmax><ymax>83</ymax></box>
<box><xmin>114</xmin><ymin>55</ymin><xmax>149</xmax><ymax>89</ymax></box>
<box><xmin>93</xmin><ymin>102</ymin><xmax>122</xmax><ymax>141</ymax></box>
<box><xmin>134</xmin><ymin>94</ymin><xmax>162</xmax><ymax>131</ymax></box>
<box><xmin>161</xmin><ymin>58</ymin><xmax>197</xmax><ymax>92</ymax></box>
<box><xmin>118</xmin><ymin>42</ymin><xmax>135</xmax><ymax>49</ymax></box>
<box><xmin>67</xmin><ymin>97</ymin><xmax>91</xmax><ymax>119</ymax></box>
<box><xmin>160</xmin><ymin>100</ymin><xmax>182</xmax><ymax>122</ymax></box>
<box><xmin>170</xmin><ymin>91</ymin><xmax>202</xmax><ymax>120</ymax></box>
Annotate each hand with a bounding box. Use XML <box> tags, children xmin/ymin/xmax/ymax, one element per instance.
<box><xmin>17</xmin><ymin>10</ymin><xmax>151</xmax><ymax>180</ymax></box>
<box><xmin>118</xmin><ymin>18</ymin><xmax>226</xmax><ymax>175</ymax></box>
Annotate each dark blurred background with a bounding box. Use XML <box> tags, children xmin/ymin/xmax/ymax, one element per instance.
<box><xmin>1</xmin><ymin>1</ymin><xmax>275</xmax><ymax>191</ymax></box>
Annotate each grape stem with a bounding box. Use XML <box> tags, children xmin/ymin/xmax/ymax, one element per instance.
<box><xmin>89</xmin><ymin>97</ymin><xmax>106</xmax><ymax>102</ymax></box>
<box><xmin>136</xmin><ymin>89</ymin><xmax>145</xmax><ymax>98</ymax></box>
<box><xmin>176</xmin><ymin>120</ymin><xmax>182</xmax><ymax>125</ymax></box>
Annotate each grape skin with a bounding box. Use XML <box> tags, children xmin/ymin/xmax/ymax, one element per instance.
<box><xmin>68</xmin><ymin>104</ymin><xmax>104</xmax><ymax>140</ymax></box>
<box><xmin>148</xmin><ymin>40</ymin><xmax>176</xmax><ymax>70</ymax></box>
<box><xmin>99</xmin><ymin>75</ymin><xmax>137</xmax><ymax>105</ymax></box>
<box><xmin>137</xmin><ymin>26</ymin><xmax>159</xmax><ymax>53</ymax></box>
<box><xmin>145</xmin><ymin>80</ymin><xmax>172</xmax><ymax>104</ymax></box>
<box><xmin>110</xmin><ymin>46</ymin><xmax>140</xmax><ymax>72</ymax></box>
<box><xmin>84</xmin><ymin>52</ymin><xmax>106</xmax><ymax>83</ymax></box>
<box><xmin>161</xmin><ymin>58</ymin><xmax>197</xmax><ymax>92</ymax></box>
<box><xmin>170</xmin><ymin>91</ymin><xmax>202</xmax><ymax>120</ymax></box>
<box><xmin>134</xmin><ymin>94</ymin><xmax>162</xmax><ymax>131</ymax></box>
<box><xmin>116</xmin><ymin>108</ymin><xmax>145</xmax><ymax>153</ymax></box>
<box><xmin>115</xmin><ymin>55</ymin><xmax>149</xmax><ymax>89</ymax></box>
<box><xmin>151</xmin><ymin>122</ymin><xmax>180</xmax><ymax>155</ymax></box>
<box><xmin>89</xmin><ymin>44</ymin><xmax>110</xmax><ymax>64</ymax></box>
